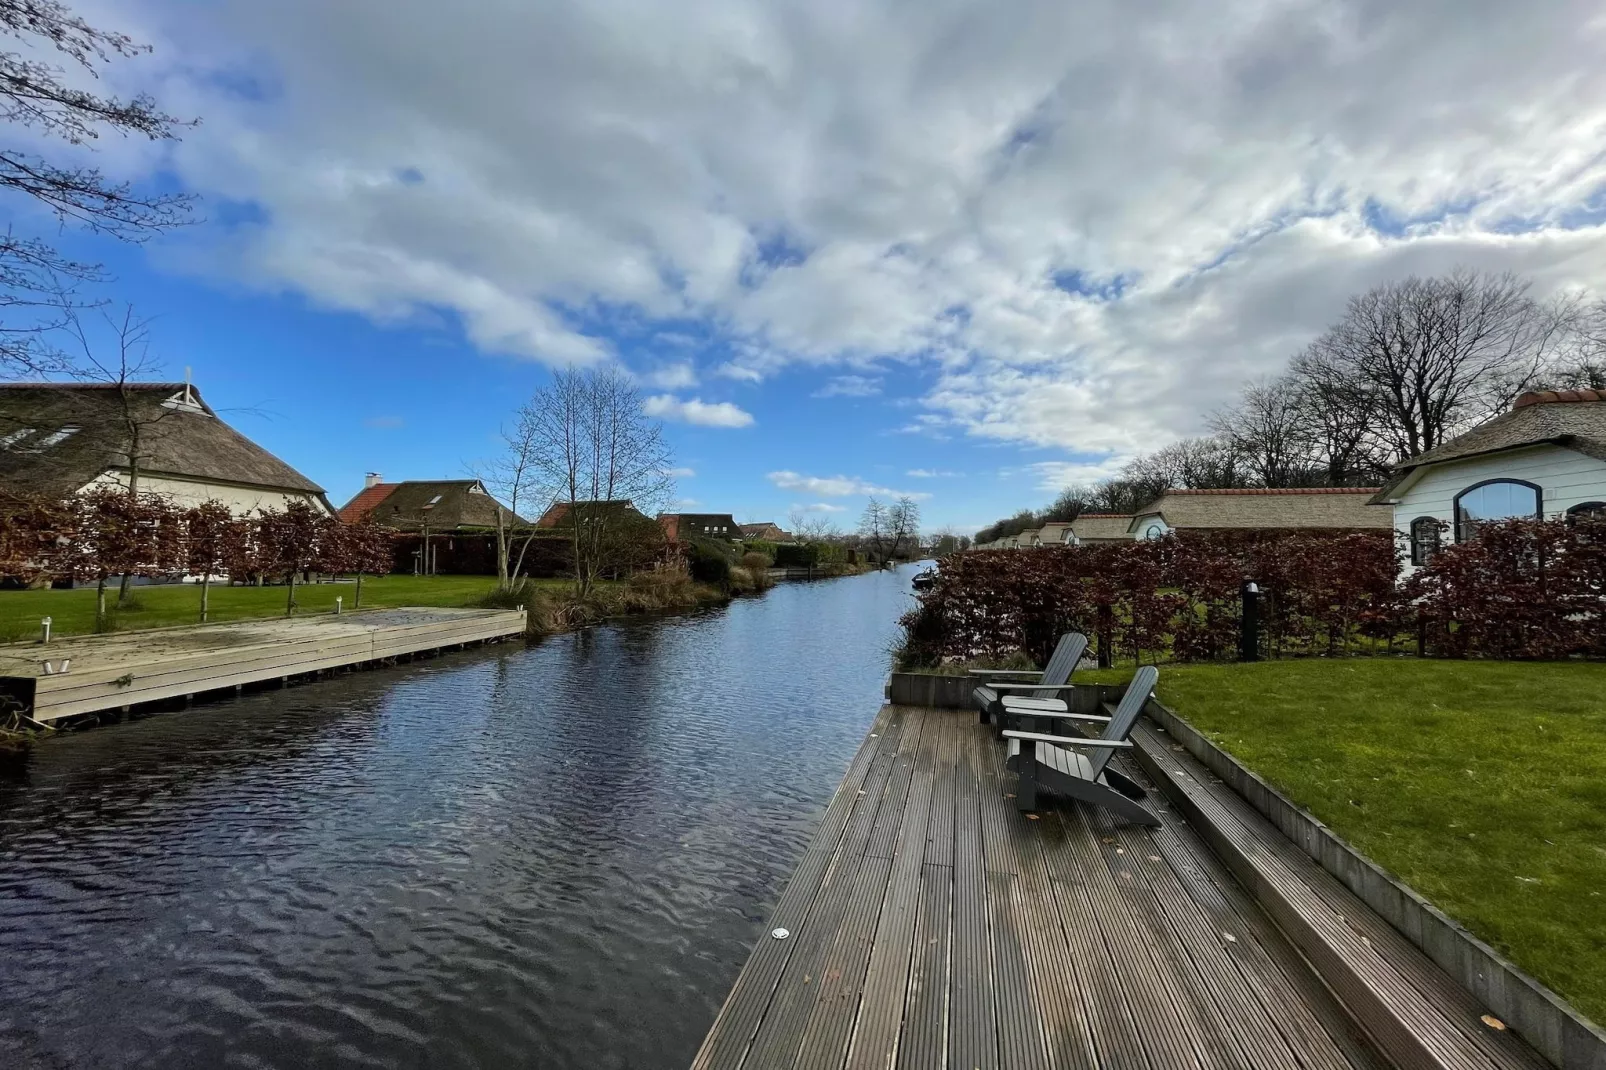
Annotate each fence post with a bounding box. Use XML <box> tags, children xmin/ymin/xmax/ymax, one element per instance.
<box><xmin>1239</xmin><ymin>580</ymin><xmax>1261</xmax><ymax>662</ymax></box>
<box><xmin>1096</xmin><ymin>602</ymin><xmax>1113</xmax><ymax>669</ymax></box>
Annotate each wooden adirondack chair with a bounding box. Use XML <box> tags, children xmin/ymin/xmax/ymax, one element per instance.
<box><xmin>969</xmin><ymin>632</ymin><xmax>1088</xmax><ymax>730</ymax></box>
<box><xmin>1003</xmin><ymin>665</ymin><xmax>1160</xmax><ymax>826</ymax></box>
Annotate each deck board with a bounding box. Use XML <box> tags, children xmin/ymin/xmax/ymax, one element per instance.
<box><xmin>0</xmin><ymin>607</ymin><xmax>527</xmax><ymax>722</ymax></box>
<box><xmin>692</xmin><ymin>705</ymin><xmax>1537</xmax><ymax>1070</ymax></box>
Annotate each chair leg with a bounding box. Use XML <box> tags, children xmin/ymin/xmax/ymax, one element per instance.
<box><xmin>1016</xmin><ymin>742</ymin><xmax>1039</xmax><ymax>811</ymax></box>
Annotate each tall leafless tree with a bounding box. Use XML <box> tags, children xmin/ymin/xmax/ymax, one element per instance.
<box><xmin>58</xmin><ymin>302</ymin><xmax>184</xmax><ymax>605</ymax></box>
<box><xmin>1209</xmin><ymin>378</ymin><xmax>1320</xmax><ymax>487</ymax></box>
<box><xmin>1299</xmin><ymin>269</ymin><xmax>1571</xmax><ymax>460</ymax></box>
<box><xmin>478</xmin><ymin>410</ymin><xmax>544</xmax><ymax>591</ymax></box>
<box><xmin>888</xmin><ymin>496</ymin><xmax>921</xmax><ymax>561</ymax></box>
<box><xmin>517</xmin><ymin>366</ymin><xmax>674</xmax><ymax>599</ymax></box>
<box><xmin>0</xmin><ymin>1</ymin><xmax>195</xmax><ymax>375</ymax></box>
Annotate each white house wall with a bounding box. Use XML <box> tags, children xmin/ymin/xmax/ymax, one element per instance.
<box><xmin>1392</xmin><ymin>443</ymin><xmax>1606</xmax><ymax>566</ymax></box>
<box><xmin>83</xmin><ymin>471</ymin><xmax>331</xmax><ymax>516</ymax></box>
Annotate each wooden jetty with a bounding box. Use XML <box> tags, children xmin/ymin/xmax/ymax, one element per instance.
<box><xmin>694</xmin><ymin>702</ymin><xmax>1551</xmax><ymax>1070</ymax></box>
<box><xmin>0</xmin><ymin>607</ymin><xmax>526</xmax><ymax>724</ymax></box>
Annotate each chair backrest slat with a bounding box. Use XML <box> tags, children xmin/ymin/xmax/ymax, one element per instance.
<box><xmin>1031</xmin><ymin>632</ymin><xmax>1088</xmax><ymax>699</ymax></box>
<box><xmin>1090</xmin><ymin>665</ymin><xmax>1158</xmax><ymax>778</ymax></box>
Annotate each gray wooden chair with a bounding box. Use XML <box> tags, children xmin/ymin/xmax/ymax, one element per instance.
<box><xmin>969</xmin><ymin>632</ymin><xmax>1088</xmax><ymax>730</ymax></box>
<box><xmin>1003</xmin><ymin>665</ymin><xmax>1160</xmax><ymax>826</ymax></box>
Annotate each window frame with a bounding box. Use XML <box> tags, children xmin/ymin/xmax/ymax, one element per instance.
<box><xmin>1408</xmin><ymin>516</ymin><xmax>1442</xmax><ymax>566</ymax></box>
<box><xmin>1452</xmin><ymin>478</ymin><xmax>1542</xmax><ymax>543</ymax></box>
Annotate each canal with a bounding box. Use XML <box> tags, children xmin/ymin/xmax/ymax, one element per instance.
<box><xmin>0</xmin><ymin>566</ymin><xmax>919</xmax><ymax>1069</ymax></box>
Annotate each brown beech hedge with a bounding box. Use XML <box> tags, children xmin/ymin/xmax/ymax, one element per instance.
<box><xmin>901</xmin><ymin>519</ymin><xmax>1605</xmax><ymax>665</ymax></box>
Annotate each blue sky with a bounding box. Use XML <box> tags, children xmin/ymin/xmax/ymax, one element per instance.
<box><xmin>20</xmin><ymin>0</ymin><xmax>1606</xmax><ymax>534</ymax></box>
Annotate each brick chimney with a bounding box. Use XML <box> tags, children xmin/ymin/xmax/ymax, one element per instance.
<box><xmin>364</xmin><ymin>472</ymin><xmax>383</xmax><ymax>489</ymax></box>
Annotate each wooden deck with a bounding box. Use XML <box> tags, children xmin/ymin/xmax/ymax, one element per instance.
<box><xmin>0</xmin><ymin>607</ymin><xmax>526</xmax><ymax>724</ymax></box>
<box><xmin>694</xmin><ymin>704</ymin><xmax>1549</xmax><ymax>1070</ymax></box>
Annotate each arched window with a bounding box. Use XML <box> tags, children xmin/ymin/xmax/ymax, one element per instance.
<box><xmin>1409</xmin><ymin>516</ymin><xmax>1442</xmax><ymax>566</ymax></box>
<box><xmin>1140</xmin><ymin>520</ymin><xmax>1167</xmax><ymax>540</ymax></box>
<box><xmin>1453</xmin><ymin>479</ymin><xmax>1541</xmax><ymax>542</ymax></box>
<box><xmin>1566</xmin><ymin>501</ymin><xmax>1606</xmax><ymax>523</ymax></box>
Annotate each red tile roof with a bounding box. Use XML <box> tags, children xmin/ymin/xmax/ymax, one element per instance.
<box><xmin>1164</xmin><ymin>487</ymin><xmax>1380</xmax><ymax>496</ymax></box>
<box><xmin>1514</xmin><ymin>388</ymin><xmax>1605</xmax><ymax>408</ymax></box>
<box><xmin>337</xmin><ymin>483</ymin><xmax>398</xmax><ymax>522</ymax></box>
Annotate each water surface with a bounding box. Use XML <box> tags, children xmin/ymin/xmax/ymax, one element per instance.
<box><xmin>0</xmin><ymin>567</ymin><xmax>917</xmax><ymax>1069</ymax></box>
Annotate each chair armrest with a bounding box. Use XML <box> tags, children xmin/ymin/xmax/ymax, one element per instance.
<box><xmin>1003</xmin><ymin>730</ymin><xmax>1132</xmax><ymax>748</ymax></box>
<box><xmin>1014</xmin><ymin>711</ymin><xmax>1111</xmax><ymax>723</ymax></box>
<box><xmin>985</xmin><ymin>682</ymin><xmax>1083</xmax><ymax>692</ymax></box>
<box><xmin>1000</xmin><ymin>696</ymin><xmax>1068</xmax><ymax>711</ymax></box>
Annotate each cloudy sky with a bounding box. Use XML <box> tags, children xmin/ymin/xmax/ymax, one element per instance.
<box><xmin>40</xmin><ymin>0</ymin><xmax>1606</xmax><ymax>531</ymax></box>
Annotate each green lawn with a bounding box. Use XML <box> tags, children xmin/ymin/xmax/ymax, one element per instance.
<box><xmin>0</xmin><ymin>575</ymin><xmax>554</xmax><ymax>640</ymax></box>
<box><xmin>1085</xmin><ymin>659</ymin><xmax>1606</xmax><ymax>1024</ymax></box>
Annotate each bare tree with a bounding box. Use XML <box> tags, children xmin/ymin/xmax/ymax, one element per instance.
<box><xmin>787</xmin><ymin>508</ymin><xmax>840</xmax><ymax>542</ymax></box>
<box><xmin>1210</xmin><ymin>378</ymin><xmax>1320</xmax><ymax>487</ymax></box>
<box><xmin>517</xmin><ymin>367</ymin><xmax>674</xmax><ymax>599</ymax></box>
<box><xmin>1302</xmin><ymin>270</ymin><xmax>1569</xmax><ymax>460</ymax></box>
<box><xmin>0</xmin><ymin>1</ymin><xmax>196</xmax><ymax>375</ymax></box>
<box><xmin>858</xmin><ymin>497</ymin><xmax>890</xmax><ymax>563</ymax></box>
<box><xmin>887</xmin><ymin>496</ymin><xmax>921</xmax><ymax>560</ymax></box>
<box><xmin>1532</xmin><ymin>297</ymin><xmax>1606</xmax><ymax>391</ymax></box>
<box><xmin>1041</xmin><ymin>484</ymin><xmax>1092</xmax><ymax>523</ymax></box>
<box><xmin>55</xmin><ymin>302</ymin><xmax>186</xmax><ymax>605</ymax></box>
<box><xmin>478</xmin><ymin>410</ymin><xmax>543</xmax><ymax>591</ymax></box>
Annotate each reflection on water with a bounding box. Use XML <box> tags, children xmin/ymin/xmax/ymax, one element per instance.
<box><xmin>0</xmin><ymin>567</ymin><xmax>917</xmax><ymax>1069</ymax></box>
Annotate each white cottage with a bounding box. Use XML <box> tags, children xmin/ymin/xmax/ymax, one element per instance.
<box><xmin>1369</xmin><ymin>388</ymin><xmax>1606</xmax><ymax>570</ymax></box>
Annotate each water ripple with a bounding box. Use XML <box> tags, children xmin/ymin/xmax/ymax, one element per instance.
<box><xmin>0</xmin><ymin>568</ymin><xmax>916</xmax><ymax>1069</ymax></box>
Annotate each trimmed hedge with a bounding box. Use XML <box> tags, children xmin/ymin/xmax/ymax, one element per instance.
<box><xmin>900</xmin><ymin>518</ymin><xmax>1606</xmax><ymax>666</ymax></box>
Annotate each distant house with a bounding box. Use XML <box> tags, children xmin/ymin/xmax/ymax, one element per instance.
<box><xmin>1370</xmin><ymin>388</ymin><xmax>1606</xmax><ymax>570</ymax></box>
<box><xmin>1070</xmin><ymin>514</ymin><xmax>1136</xmax><ymax>544</ymax></box>
<box><xmin>740</xmin><ymin>521</ymin><xmax>792</xmax><ymax>542</ymax></box>
<box><xmin>1128</xmin><ymin>488</ymin><xmax>1391</xmax><ymax>540</ymax></box>
<box><xmin>337</xmin><ymin>477</ymin><xmax>525</xmax><ymax>532</ymax></box>
<box><xmin>0</xmin><ymin>381</ymin><xmax>332</xmax><ymax>515</ymax></box>
<box><xmin>659</xmin><ymin>512</ymin><xmax>740</xmax><ymax>541</ymax></box>
<box><xmin>534</xmin><ymin>499</ymin><xmax>650</xmax><ymax>529</ymax></box>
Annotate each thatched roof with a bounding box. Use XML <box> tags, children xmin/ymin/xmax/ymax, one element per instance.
<box><xmin>0</xmin><ymin>382</ymin><xmax>325</xmax><ymax>499</ymax></box>
<box><xmin>1070</xmin><ymin>514</ymin><xmax>1135</xmax><ymax>541</ymax></box>
<box><xmin>1371</xmin><ymin>391</ymin><xmax>1606</xmax><ymax>503</ymax></box>
<box><xmin>340</xmin><ymin>479</ymin><xmax>526</xmax><ymax>531</ymax></box>
<box><xmin>1131</xmin><ymin>489</ymin><xmax>1390</xmax><ymax>531</ymax></box>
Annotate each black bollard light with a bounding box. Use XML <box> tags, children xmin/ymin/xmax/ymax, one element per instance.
<box><xmin>1239</xmin><ymin>580</ymin><xmax>1261</xmax><ymax>662</ymax></box>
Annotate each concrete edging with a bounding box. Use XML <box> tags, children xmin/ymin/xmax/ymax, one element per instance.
<box><xmin>1145</xmin><ymin>698</ymin><xmax>1606</xmax><ymax>1070</ymax></box>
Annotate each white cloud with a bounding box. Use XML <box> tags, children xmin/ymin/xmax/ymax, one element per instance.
<box><xmin>664</xmin><ymin>466</ymin><xmax>697</xmax><ymax>478</ymax></box>
<box><xmin>643</xmin><ymin>394</ymin><xmax>755</xmax><ymax>428</ymax></box>
<box><xmin>644</xmin><ymin>361</ymin><xmax>698</xmax><ymax>389</ymax></box>
<box><xmin>713</xmin><ymin>362</ymin><xmax>765</xmax><ymax>383</ymax></box>
<box><xmin>114</xmin><ymin>0</ymin><xmax>1606</xmax><ymax>466</ymax></box>
<box><xmin>795</xmin><ymin>501</ymin><xmax>847</xmax><ymax>513</ymax></box>
<box><xmin>767</xmin><ymin>470</ymin><xmax>931</xmax><ymax>500</ymax></box>
<box><xmin>812</xmin><ymin>374</ymin><xmax>882</xmax><ymax>398</ymax></box>
<box><xmin>673</xmin><ymin>497</ymin><xmax>701</xmax><ymax>508</ymax></box>
<box><xmin>907</xmin><ymin>468</ymin><xmax>962</xmax><ymax>478</ymax></box>
<box><xmin>1023</xmin><ymin>458</ymin><xmax>1129</xmax><ymax>492</ymax></box>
